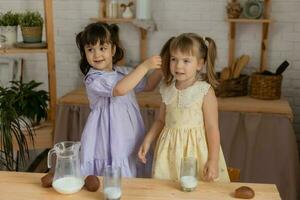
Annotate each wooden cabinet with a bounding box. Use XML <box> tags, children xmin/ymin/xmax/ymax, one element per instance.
<box><xmin>0</xmin><ymin>0</ymin><xmax>56</xmax><ymax>149</ymax></box>
<box><xmin>227</xmin><ymin>0</ymin><xmax>271</xmax><ymax>72</ymax></box>
<box><xmin>90</xmin><ymin>0</ymin><xmax>150</xmax><ymax>62</ymax></box>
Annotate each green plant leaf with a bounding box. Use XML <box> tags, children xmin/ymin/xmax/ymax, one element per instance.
<box><xmin>19</xmin><ymin>11</ymin><xmax>43</xmax><ymax>27</ymax></box>
<box><xmin>0</xmin><ymin>80</ymin><xmax>48</xmax><ymax>170</ymax></box>
<box><xmin>0</xmin><ymin>11</ymin><xmax>19</xmax><ymax>26</ymax></box>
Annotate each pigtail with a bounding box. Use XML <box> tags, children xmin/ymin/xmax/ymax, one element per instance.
<box><xmin>108</xmin><ymin>24</ymin><xmax>124</xmax><ymax>64</ymax></box>
<box><xmin>204</xmin><ymin>37</ymin><xmax>218</xmax><ymax>88</ymax></box>
<box><xmin>76</xmin><ymin>31</ymin><xmax>90</xmax><ymax>75</ymax></box>
<box><xmin>160</xmin><ymin>37</ymin><xmax>175</xmax><ymax>85</ymax></box>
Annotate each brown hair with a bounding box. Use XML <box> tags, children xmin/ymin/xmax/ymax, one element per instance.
<box><xmin>160</xmin><ymin>36</ymin><xmax>175</xmax><ymax>85</ymax></box>
<box><xmin>76</xmin><ymin>22</ymin><xmax>124</xmax><ymax>75</ymax></box>
<box><xmin>161</xmin><ymin>33</ymin><xmax>218</xmax><ymax>88</ymax></box>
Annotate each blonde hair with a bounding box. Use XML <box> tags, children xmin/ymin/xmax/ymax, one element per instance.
<box><xmin>161</xmin><ymin>33</ymin><xmax>218</xmax><ymax>88</ymax></box>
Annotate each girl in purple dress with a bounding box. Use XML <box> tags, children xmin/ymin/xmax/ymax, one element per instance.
<box><xmin>76</xmin><ymin>22</ymin><xmax>161</xmax><ymax>177</ymax></box>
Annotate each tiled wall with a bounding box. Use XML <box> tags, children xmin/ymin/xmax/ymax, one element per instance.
<box><xmin>1</xmin><ymin>0</ymin><xmax>300</xmax><ymax>142</ymax></box>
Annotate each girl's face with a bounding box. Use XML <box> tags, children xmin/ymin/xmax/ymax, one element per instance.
<box><xmin>84</xmin><ymin>41</ymin><xmax>115</xmax><ymax>71</ymax></box>
<box><xmin>170</xmin><ymin>50</ymin><xmax>204</xmax><ymax>87</ymax></box>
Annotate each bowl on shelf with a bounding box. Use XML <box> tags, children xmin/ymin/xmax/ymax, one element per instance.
<box><xmin>243</xmin><ymin>0</ymin><xmax>264</xmax><ymax>19</ymax></box>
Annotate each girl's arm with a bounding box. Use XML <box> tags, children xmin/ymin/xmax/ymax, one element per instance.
<box><xmin>202</xmin><ymin>88</ymin><xmax>220</xmax><ymax>181</ymax></box>
<box><xmin>143</xmin><ymin>69</ymin><xmax>163</xmax><ymax>92</ymax></box>
<box><xmin>113</xmin><ymin>56</ymin><xmax>161</xmax><ymax>96</ymax></box>
<box><xmin>138</xmin><ymin>103</ymin><xmax>166</xmax><ymax>163</ymax></box>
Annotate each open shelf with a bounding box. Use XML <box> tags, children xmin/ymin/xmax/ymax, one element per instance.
<box><xmin>227</xmin><ymin>18</ymin><xmax>271</xmax><ymax>23</ymax></box>
<box><xmin>0</xmin><ymin>47</ymin><xmax>48</xmax><ymax>55</ymax></box>
<box><xmin>227</xmin><ymin>0</ymin><xmax>271</xmax><ymax>72</ymax></box>
<box><xmin>90</xmin><ymin>17</ymin><xmax>133</xmax><ymax>23</ymax></box>
<box><xmin>0</xmin><ymin>0</ymin><xmax>56</xmax><ymax>151</ymax></box>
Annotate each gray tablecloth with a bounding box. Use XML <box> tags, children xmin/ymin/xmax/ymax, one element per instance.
<box><xmin>54</xmin><ymin>104</ymin><xmax>300</xmax><ymax>200</ymax></box>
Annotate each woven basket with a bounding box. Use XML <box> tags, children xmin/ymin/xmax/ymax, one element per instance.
<box><xmin>215</xmin><ymin>74</ymin><xmax>249</xmax><ymax>97</ymax></box>
<box><xmin>250</xmin><ymin>73</ymin><xmax>282</xmax><ymax>100</ymax></box>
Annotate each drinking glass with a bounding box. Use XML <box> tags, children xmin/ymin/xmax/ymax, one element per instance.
<box><xmin>180</xmin><ymin>157</ymin><xmax>198</xmax><ymax>192</ymax></box>
<box><xmin>103</xmin><ymin>166</ymin><xmax>122</xmax><ymax>200</ymax></box>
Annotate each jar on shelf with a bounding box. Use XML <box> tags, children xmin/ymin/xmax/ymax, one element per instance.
<box><xmin>226</xmin><ymin>1</ymin><xmax>242</xmax><ymax>19</ymax></box>
<box><xmin>136</xmin><ymin>0</ymin><xmax>151</xmax><ymax>20</ymax></box>
<box><xmin>106</xmin><ymin>0</ymin><xmax>119</xmax><ymax>18</ymax></box>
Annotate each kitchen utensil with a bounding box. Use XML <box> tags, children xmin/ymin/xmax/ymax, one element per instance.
<box><xmin>275</xmin><ymin>60</ymin><xmax>289</xmax><ymax>75</ymax></box>
<box><xmin>243</xmin><ymin>0</ymin><xmax>264</xmax><ymax>19</ymax></box>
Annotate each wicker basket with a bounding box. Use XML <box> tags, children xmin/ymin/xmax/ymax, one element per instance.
<box><xmin>250</xmin><ymin>73</ymin><xmax>282</xmax><ymax>100</ymax></box>
<box><xmin>215</xmin><ymin>74</ymin><xmax>249</xmax><ymax>97</ymax></box>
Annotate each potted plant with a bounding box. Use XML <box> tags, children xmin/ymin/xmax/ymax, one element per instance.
<box><xmin>0</xmin><ymin>80</ymin><xmax>49</xmax><ymax>170</ymax></box>
<box><xmin>11</xmin><ymin>80</ymin><xmax>49</xmax><ymax>125</ymax></box>
<box><xmin>0</xmin><ymin>11</ymin><xmax>19</xmax><ymax>47</ymax></box>
<box><xmin>19</xmin><ymin>11</ymin><xmax>43</xmax><ymax>43</ymax></box>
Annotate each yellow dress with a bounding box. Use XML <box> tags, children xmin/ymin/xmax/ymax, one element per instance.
<box><xmin>152</xmin><ymin>81</ymin><xmax>230</xmax><ymax>182</ymax></box>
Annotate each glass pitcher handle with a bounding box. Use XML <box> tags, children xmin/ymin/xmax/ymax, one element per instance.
<box><xmin>47</xmin><ymin>148</ymin><xmax>56</xmax><ymax>168</ymax></box>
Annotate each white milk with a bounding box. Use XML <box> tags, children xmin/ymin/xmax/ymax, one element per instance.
<box><xmin>52</xmin><ymin>177</ymin><xmax>84</xmax><ymax>194</ymax></box>
<box><xmin>104</xmin><ymin>186</ymin><xmax>122</xmax><ymax>199</ymax></box>
<box><xmin>180</xmin><ymin>176</ymin><xmax>198</xmax><ymax>189</ymax></box>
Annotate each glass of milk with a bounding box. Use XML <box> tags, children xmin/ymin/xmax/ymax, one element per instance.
<box><xmin>180</xmin><ymin>157</ymin><xmax>198</xmax><ymax>192</ymax></box>
<box><xmin>103</xmin><ymin>166</ymin><xmax>122</xmax><ymax>200</ymax></box>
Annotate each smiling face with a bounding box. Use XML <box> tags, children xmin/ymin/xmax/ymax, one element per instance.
<box><xmin>170</xmin><ymin>50</ymin><xmax>204</xmax><ymax>88</ymax></box>
<box><xmin>84</xmin><ymin>41</ymin><xmax>115</xmax><ymax>71</ymax></box>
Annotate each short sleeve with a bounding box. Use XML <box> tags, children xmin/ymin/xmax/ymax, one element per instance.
<box><xmin>84</xmin><ymin>74</ymin><xmax>117</xmax><ymax>97</ymax></box>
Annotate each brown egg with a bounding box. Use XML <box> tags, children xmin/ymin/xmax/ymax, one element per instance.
<box><xmin>234</xmin><ymin>186</ymin><xmax>255</xmax><ymax>199</ymax></box>
<box><xmin>41</xmin><ymin>172</ymin><xmax>54</xmax><ymax>188</ymax></box>
<box><xmin>84</xmin><ymin>175</ymin><xmax>100</xmax><ymax>192</ymax></box>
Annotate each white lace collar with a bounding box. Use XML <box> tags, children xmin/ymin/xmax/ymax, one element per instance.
<box><xmin>159</xmin><ymin>81</ymin><xmax>211</xmax><ymax>107</ymax></box>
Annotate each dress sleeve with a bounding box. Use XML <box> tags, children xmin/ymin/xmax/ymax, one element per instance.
<box><xmin>85</xmin><ymin>74</ymin><xmax>117</xmax><ymax>97</ymax></box>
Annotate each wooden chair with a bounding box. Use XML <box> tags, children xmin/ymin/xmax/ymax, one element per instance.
<box><xmin>227</xmin><ymin>167</ymin><xmax>240</xmax><ymax>182</ymax></box>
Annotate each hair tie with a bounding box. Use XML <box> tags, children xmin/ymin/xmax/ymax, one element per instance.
<box><xmin>203</xmin><ymin>36</ymin><xmax>209</xmax><ymax>46</ymax></box>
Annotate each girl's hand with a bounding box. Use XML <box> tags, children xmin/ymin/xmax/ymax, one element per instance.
<box><xmin>141</xmin><ymin>56</ymin><xmax>162</xmax><ymax>70</ymax></box>
<box><xmin>203</xmin><ymin>160</ymin><xmax>219</xmax><ymax>182</ymax></box>
<box><xmin>138</xmin><ymin>141</ymin><xmax>151</xmax><ymax>164</ymax></box>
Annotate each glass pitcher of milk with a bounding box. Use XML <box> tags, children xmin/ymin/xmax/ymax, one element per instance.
<box><xmin>180</xmin><ymin>157</ymin><xmax>198</xmax><ymax>192</ymax></box>
<box><xmin>47</xmin><ymin>141</ymin><xmax>84</xmax><ymax>194</ymax></box>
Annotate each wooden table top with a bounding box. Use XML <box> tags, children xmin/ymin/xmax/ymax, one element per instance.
<box><xmin>58</xmin><ymin>87</ymin><xmax>293</xmax><ymax>120</ymax></box>
<box><xmin>0</xmin><ymin>171</ymin><xmax>281</xmax><ymax>200</ymax></box>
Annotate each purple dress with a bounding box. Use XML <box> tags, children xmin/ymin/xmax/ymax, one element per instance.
<box><xmin>80</xmin><ymin>67</ymin><xmax>147</xmax><ymax>177</ymax></box>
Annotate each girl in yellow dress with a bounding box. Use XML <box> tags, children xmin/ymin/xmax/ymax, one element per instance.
<box><xmin>138</xmin><ymin>33</ymin><xmax>230</xmax><ymax>182</ymax></box>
